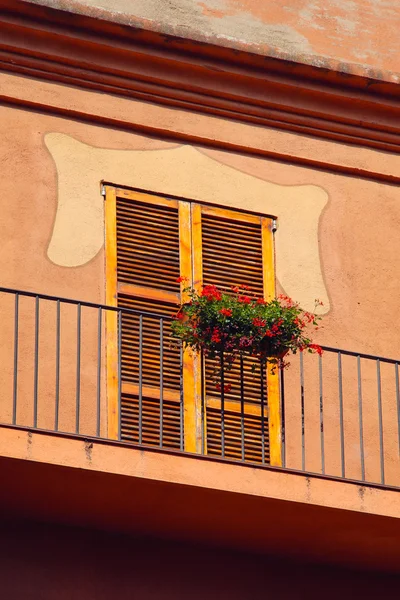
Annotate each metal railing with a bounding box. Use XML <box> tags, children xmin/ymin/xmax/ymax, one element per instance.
<box><xmin>280</xmin><ymin>347</ymin><xmax>400</xmax><ymax>486</ymax></box>
<box><xmin>1</xmin><ymin>286</ymin><xmax>400</xmax><ymax>489</ymax></box>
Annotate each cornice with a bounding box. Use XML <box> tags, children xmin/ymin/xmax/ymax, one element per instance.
<box><xmin>0</xmin><ymin>0</ymin><xmax>400</xmax><ymax>154</ymax></box>
<box><xmin>18</xmin><ymin>0</ymin><xmax>400</xmax><ymax>87</ymax></box>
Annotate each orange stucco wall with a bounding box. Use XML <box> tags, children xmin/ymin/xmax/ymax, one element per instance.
<box><xmin>1</xmin><ymin>61</ymin><xmax>400</xmax><ymax>487</ymax></box>
<box><xmin>2</xmin><ymin>101</ymin><xmax>400</xmax><ymax>355</ymax></box>
<box><xmin>1</xmin><ymin>520</ymin><xmax>400</xmax><ymax>599</ymax></box>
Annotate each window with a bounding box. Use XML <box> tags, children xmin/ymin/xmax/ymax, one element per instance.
<box><xmin>104</xmin><ymin>186</ymin><xmax>281</xmax><ymax>465</ymax></box>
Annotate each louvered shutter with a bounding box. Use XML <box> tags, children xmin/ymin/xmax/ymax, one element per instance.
<box><xmin>105</xmin><ymin>187</ymin><xmax>280</xmax><ymax>465</ymax></box>
<box><xmin>105</xmin><ymin>187</ymin><xmax>189</xmax><ymax>449</ymax></box>
<box><xmin>192</xmin><ymin>204</ymin><xmax>277</xmax><ymax>464</ymax></box>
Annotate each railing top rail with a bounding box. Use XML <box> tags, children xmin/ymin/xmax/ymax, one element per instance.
<box><xmin>0</xmin><ymin>286</ymin><xmax>173</xmax><ymax>320</ymax></box>
<box><xmin>319</xmin><ymin>345</ymin><xmax>400</xmax><ymax>365</ymax></box>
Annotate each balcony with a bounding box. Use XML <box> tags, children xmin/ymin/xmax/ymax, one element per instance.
<box><xmin>1</xmin><ymin>285</ymin><xmax>399</xmax><ymax>487</ymax></box>
<box><xmin>2</xmin><ymin>287</ymin><xmax>400</xmax><ymax>572</ymax></box>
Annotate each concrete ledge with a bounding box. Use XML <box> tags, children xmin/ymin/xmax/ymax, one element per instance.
<box><xmin>1</xmin><ymin>426</ymin><xmax>400</xmax><ymax>572</ymax></box>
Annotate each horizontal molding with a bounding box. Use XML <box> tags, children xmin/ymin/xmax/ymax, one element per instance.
<box><xmin>0</xmin><ymin>0</ymin><xmax>400</xmax><ymax>156</ymax></box>
<box><xmin>2</xmin><ymin>70</ymin><xmax>400</xmax><ymax>186</ymax></box>
<box><xmin>2</xmin><ymin>56</ymin><xmax>400</xmax><ymax>158</ymax></box>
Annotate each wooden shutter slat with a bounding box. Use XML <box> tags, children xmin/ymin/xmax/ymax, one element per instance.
<box><xmin>117</xmin><ymin>226</ymin><xmax>180</xmax><ymax>243</ymax></box>
<box><xmin>201</xmin><ymin>219</ymin><xmax>262</xmax><ymax>236</ymax></box>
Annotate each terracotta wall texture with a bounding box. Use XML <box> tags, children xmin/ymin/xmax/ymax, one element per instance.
<box><xmin>2</xmin><ymin>102</ymin><xmax>400</xmax><ymax>357</ymax></box>
<box><xmin>1</xmin><ymin>93</ymin><xmax>400</xmax><ymax>483</ymax></box>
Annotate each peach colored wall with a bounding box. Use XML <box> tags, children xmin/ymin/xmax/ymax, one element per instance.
<box><xmin>1</xmin><ymin>90</ymin><xmax>400</xmax><ymax>483</ymax></box>
<box><xmin>0</xmin><ymin>521</ymin><xmax>399</xmax><ymax>599</ymax></box>
<box><xmin>0</xmin><ymin>107</ymin><xmax>173</xmax><ymax>437</ymax></box>
<box><xmin>2</xmin><ymin>103</ymin><xmax>400</xmax><ymax>356</ymax></box>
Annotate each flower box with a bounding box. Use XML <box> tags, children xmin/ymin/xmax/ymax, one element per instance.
<box><xmin>171</xmin><ymin>281</ymin><xmax>323</xmax><ymax>386</ymax></box>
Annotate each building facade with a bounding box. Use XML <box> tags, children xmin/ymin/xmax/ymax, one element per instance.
<box><xmin>1</xmin><ymin>0</ymin><xmax>400</xmax><ymax>596</ymax></box>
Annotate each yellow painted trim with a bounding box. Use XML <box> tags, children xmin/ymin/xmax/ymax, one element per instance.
<box><xmin>105</xmin><ymin>186</ymin><xmax>119</xmax><ymax>440</ymax></box>
<box><xmin>122</xmin><ymin>382</ymin><xmax>180</xmax><ymax>403</ymax></box>
<box><xmin>191</xmin><ymin>203</ymin><xmax>205</xmax><ymax>453</ymax></box>
<box><xmin>191</xmin><ymin>203</ymin><xmax>203</xmax><ymax>294</ymax></box>
<box><xmin>200</xmin><ymin>204</ymin><xmax>261</xmax><ymax>225</ymax></box>
<box><xmin>206</xmin><ymin>396</ymin><xmax>268</xmax><ymax>417</ymax></box>
<box><xmin>267</xmin><ymin>362</ymin><xmax>282</xmax><ymax>466</ymax></box>
<box><xmin>118</xmin><ymin>282</ymin><xmax>180</xmax><ymax>304</ymax></box>
<box><xmin>262</xmin><ymin>217</ymin><xmax>282</xmax><ymax>466</ymax></box>
<box><xmin>262</xmin><ymin>217</ymin><xmax>276</xmax><ymax>302</ymax></box>
<box><xmin>110</xmin><ymin>187</ymin><xmax>179</xmax><ymax>209</ymax></box>
<box><xmin>180</xmin><ymin>202</ymin><xmax>202</xmax><ymax>453</ymax></box>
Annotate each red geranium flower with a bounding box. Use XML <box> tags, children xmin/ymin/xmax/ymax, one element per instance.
<box><xmin>211</xmin><ymin>328</ymin><xmax>222</xmax><ymax>343</ymax></box>
<box><xmin>176</xmin><ymin>276</ymin><xmax>188</xmax><ymax>283</ymax></box>
<box><xmin>201</xmin><ymin>285</ymin><xmax>222</xmax><ymax>301</ymax></box>
<box><xmin>238</xmin><ymin>295</ymin><xmax>251</xmax><ymax>304</ymax></box>
<box><xmin>309</xmin><ymin>344</ymin><xmax>323</xmax><ymax>356</ymax></box>
<box><xmin>253</xmin><ymin>317</ymin><xmax>266</xmax><ymax>327</ymax></box>
<box><xmin>278</xmin><ymin>294</ymin><xmax>295</xmax><ymax>307</ymax></box>
<box><xmin>219</xmin><ymin>308</ymin><xmax>233</xmax><ymax>317</ymax></box>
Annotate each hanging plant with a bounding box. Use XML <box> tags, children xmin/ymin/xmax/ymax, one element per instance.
<box><xmin>171</xmin><ymin>280</ymin><xmax>323</xmax><ymax>387</ymax></box>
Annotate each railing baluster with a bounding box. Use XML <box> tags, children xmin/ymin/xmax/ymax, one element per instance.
<box><xmin>201</xmin><ymin>351</ymin><xmax>205</xmax><ymax>455</ymax></box>
<box><xmin>357</xmin><ymin>356</ymin><xmax>365</xmax><ymax>481</ymax></box>
<box><xmin>117</xmin><ymin>309</ymin><xmax>122</xmax><ymax>442</ymax></box>
<box><xmin>12</xmin><ymin>293</ymin><xmax>19</xmax><ymax>425</ymax></box>
<box><xmin>33</xmin><ymin>296</ymin><xmax>39</xmax><ymax>428</ymax></box>
<box><xmin>180</xmin><ymin>344</ymin><xmax>184</xmax><ymax>452</ymax></box>
<box><xmin>260</xmin><ymin>361</ymin><xmax>265</xmax><ymax>464</ymax></box>
<box><xmin>280</xmin><ymin>369</ymin><xmax>286</xmax><ymax>468</ymax></box>
<box><xmin>138</xmin><ymin>314</ymin><xmax>143</xmax><ymax>445</ymax></box>
<box><xmin>75</xmin><ymin>303</ymin><xmax>81</xmax><ymax>434</ymax></box>
<box><xmin>96</xmin><ymin>307</ymin><xmax>102</xmax><ymax>438</ymax></box>
<box><xmin>159</xmin><ymin>318</ymin><xmax>164</xmax><ymax>448</ymax></box>
<box><xmin>396</xmin><ymin>363</ymin><xmax>400</xmax><ymax>460</ymax></box>
<box><xmin>377</xmin><ymin>359</ymin><xmax>385</xmax><ymax>484</ymax></box>
<box><xmin>220</xmin><ymin>352</ymin><xmax>225</xmax><ymax>458</ymax></box>
<box><xmin>338</xmin><ymin>352</ymin><xmax>345</xmax><ymax>478</ymax></box>
<box><xmin>240</xmin><ymin>355</ymin><xmax>245</xmax><ymax>461</ymax></box>
<box><xmin>319</xmin><ymin>353</ymin><xmax>325</xmax><ymax>475</ymax></box>
<box><xmin>55</xmin><ymin>300</ymin><xmax>60</xmax><ymax>432</ymax></box>
<box><xmin>300</xmin><ymin>351</ymin><xmax>305</xmax><ymax>471</ymax></box>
